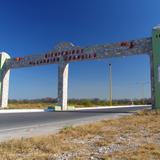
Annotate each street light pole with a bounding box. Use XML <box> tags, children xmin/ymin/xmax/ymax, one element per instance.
<box><xmin>109</xmin><ymin>63</ymin><xmax>112</xmax><ymax>106</ymax></box>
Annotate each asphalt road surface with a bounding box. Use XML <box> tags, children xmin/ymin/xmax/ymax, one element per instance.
<box><xmin>0</xmin><ymin>106</ymin><xmax>151</xmax><ymax>141</ymax></box>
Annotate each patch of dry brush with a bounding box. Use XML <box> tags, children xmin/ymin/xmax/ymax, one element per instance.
<box><xmin>0</xmin><ymin>110</ymin><xmax>160</xmax><ymax>160</ymax></box>
<box><xmin>8</xmin><ymin>103</ymin><xmax>53</xmax><ymax>109</ymax></box>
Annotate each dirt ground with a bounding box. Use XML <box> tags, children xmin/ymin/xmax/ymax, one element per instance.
<box><xmin>0</xmin><ymin>110</ymin><xmax>160</xmax><ymax>160</ymax></box>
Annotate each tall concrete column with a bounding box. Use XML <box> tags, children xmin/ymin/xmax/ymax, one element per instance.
<box><xmin>0</xmin><ymin>52</ymin><xmax>10</xmax><ymax>108</ymax></box>
<box><xmin>152</xmin><ymin>25</ymin><xmax>160</xmax><ymax>109</ymax></box>
<box><xmin>58</xmin><ymin>62</ymin><xmax>69</xmax><ymax>110</ymax></box>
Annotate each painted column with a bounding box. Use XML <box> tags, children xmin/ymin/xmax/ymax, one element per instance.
<box><xmin>152</xmin><ymin>25</ymin><xmax>160</xmax><ymax>109</ymax></box>
<box><xmin>0</xmin><ymin>52</ymin><xmax>10</xmax><ymax>108</ymax></box>
<box><xmin>150</xmin><ymin>53</ymin><xmax>155</xmax><ymax>108</ymax></box>
<box><xmin>57</xmin><ymin>62</ymin><xmax>69</xmax><ymax>110</ymax></box>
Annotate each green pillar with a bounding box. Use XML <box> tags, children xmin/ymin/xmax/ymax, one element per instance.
<box><xmin>152</xmin><ymin>25</ymin><xmax>160</xmax><ymax>109</ymax></box>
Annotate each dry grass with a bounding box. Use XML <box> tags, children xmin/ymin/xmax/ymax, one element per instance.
<box><xmin>8</xmin><ymin>101</ymin><xmax>142</xmax><ymax>109</ymax></box>
<box><xmin>0</xmin><ymin>110</ymin><xmax>160</xmax><ymax>160</ymax></box>
<box><xmin>8</xmin><ymin>103</ymin><xmax>54</xmax><ymax>109</ymax></box>
<box><xmin>8</xmin><ymin>102</ymin><xmax>90</xmax><ymax>109</ymax></box>
<box><xmin>8</xmin><ymin>102</ymin><xmax>104</xmax><ymax>109</ymax></box>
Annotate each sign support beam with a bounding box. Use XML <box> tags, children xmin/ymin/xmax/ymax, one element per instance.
<box><xmin>0</xmin><ymin>52</ymin><xmax>10</xmax><ymax>108</ymax></box>
<box><xmin>152</xmin><ymin>25</ymin><xmax>160</xmax><ymax>109</ymax></box>
<box><xmin>57</xmin><ymin>62</ymin><xmax>69</xmax><ymax>110</ymax></box>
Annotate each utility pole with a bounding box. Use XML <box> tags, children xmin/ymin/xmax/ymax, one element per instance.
<box><xmin>136</xmin><ymin>81</ymin><xmax>149</xmax><ymax>104</ymax></box>
<box><xmin>109</xmin><ymin>63</ymin><xmax>112</xmax><ymax>106</ymax></box>
<box><xmin>141</xmin><ymin>82</ymin><xmax>145</xmax><ymax>104</ymax></box>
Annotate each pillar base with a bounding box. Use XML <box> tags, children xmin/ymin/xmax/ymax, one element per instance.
<box><xmin>47</xmin><ymin>106</ymin><xmax>75</xmax><ymax>111</ymax></box>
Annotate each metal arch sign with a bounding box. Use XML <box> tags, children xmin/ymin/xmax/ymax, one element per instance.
<box><xmin>5</xmin><ymin>37</ymin><xmax>151</xmax><ymax>69</ymax></box>
<box><xmin>0</xmin><ymin>25</ymin><xmax>160</xmax><ymax>110</ymax></box>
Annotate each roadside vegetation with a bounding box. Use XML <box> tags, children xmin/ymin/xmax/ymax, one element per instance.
<box><xmin>8</xmin><ymin>98</ymin><xmax>152</xmax><ymax>109</ymax></box>
<box><xmin>0</xmin><ymin>109</ymin><xmax>159</xmax><ymax>160</ymax></box>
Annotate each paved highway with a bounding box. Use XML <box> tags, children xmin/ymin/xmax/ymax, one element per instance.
<box><xmin>0</xmin><ymin>106</ymin><xmax>151</xmax><ymax>141</ymax></box>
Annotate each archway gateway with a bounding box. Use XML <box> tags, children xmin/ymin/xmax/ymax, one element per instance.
<box><xmin>0</xmin><ymin>26</ymin><xmax>160</xmax><ymax>110</ymax></box>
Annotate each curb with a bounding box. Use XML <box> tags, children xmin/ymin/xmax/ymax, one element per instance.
<box><xmin>0</xmin><ymin>105</ymin><xmax>151</xmax><ymax>114</ymax></box>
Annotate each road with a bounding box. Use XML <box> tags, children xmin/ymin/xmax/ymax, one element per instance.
<box><xmin>0</xmin><ymin>106</ymin><xmax>151</xmax><ymax>141</ymax></box>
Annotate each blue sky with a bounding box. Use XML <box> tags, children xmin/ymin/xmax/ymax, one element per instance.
<box><xmin>0</xmin><ymin>0</ymin><xmax>159</xmax><ymax>100</ymax></box>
